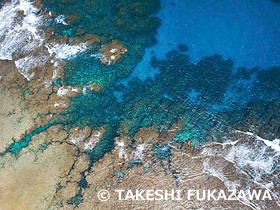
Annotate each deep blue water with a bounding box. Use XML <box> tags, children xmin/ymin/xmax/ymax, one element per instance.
<box><xmin>127</xmin><ymin>0</ymin><xmax>280</xmax><ymax>84</ymax></box>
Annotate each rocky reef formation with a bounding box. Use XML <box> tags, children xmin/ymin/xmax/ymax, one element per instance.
<box><xmin>98</xmin><ymin>40</ymin><xmax>128</xmax><ymax>65</ymax></box>
<box><xmin>1</xmin><ymin>45</ymin><xmax>280</xmax><ymax>209</ymax></box>
<box><xmin>40</xmin><ymin>0</ymin><xmax>161</xmax><ymax>88</ymax></box>
<box><xmin>46</xmin><ymin>125</ymin><xmax>280</xmax><ymax>210</ymax></box>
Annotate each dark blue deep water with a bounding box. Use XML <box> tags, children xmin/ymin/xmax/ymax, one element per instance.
<box><xmin>153</xmin><ymin>0</ymin><xmax>280</xmax><ymax>68</ymax></box>
<box><xmin>128</xmin><ymin>0</ymin><xmax>280</xmax><ymax>83</ymax></box>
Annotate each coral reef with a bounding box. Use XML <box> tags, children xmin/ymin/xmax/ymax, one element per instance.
<box><xmin>41</xmin><ymin>0</ymin><xmax>161</xmax><ymax>88</ymax></box>
<box><xmin>98</xmin><ymin>40</ymin><xmax>128</xmax><ymax>65</ymax></box>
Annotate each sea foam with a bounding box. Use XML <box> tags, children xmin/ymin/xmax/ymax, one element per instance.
<box><xmin>199</xmin><ymin>130</ymin><xmax>280</xmax><ymax>208</ymax></box>
<box><xmin>0</xmin><ymin>0</ymin><xmax>88</xmax><ymax>79</ymax></box>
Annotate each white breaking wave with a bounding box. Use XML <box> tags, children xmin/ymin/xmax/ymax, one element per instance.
<box><xmin>201</xmin><ymin>131</ymin><xmax>280</xmax><ymax>182</ymax></box>
<box><xmin>55</xmin><ymin>14</ymin><xmax>68</xmax><ymax>25</ymax></box>
<box><xmin>46</xmin><ymin>42</ymin><xmax>88</xmax><ymax>60</ymax></box>
<box><xmin>239</xmin><ymin>131</ymin><xmax>280</xmax><ymax>152</ymax></box>
<box><xmin>198</xmin><ymin>130</ymin><xmax>280</xmax><ymax>209</ymax></box>
<box><xmin>0</xmin><ymin>0</ymin><xmax>43</xmax><ymax>79</ymax></box>
<box><xmin>0</xmin><ymin>0</ymin><xmax>42</xmax><ymax>60</ymax></box>
<box><xmin>0</xmin><ymin>0</ymin><xmax>88</xmax><ymax>79</ymax></box>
